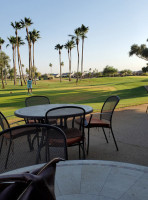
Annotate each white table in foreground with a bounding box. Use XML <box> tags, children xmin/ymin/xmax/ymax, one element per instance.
<box><xmin>14</xmin><ymin>104</ymin><xmax>93</xmax><ymax>119</ymax></box>
<box><xmin>3</xmin><ymin>160</ymin><xmax>148</xmax><ymax>200</ymax></box>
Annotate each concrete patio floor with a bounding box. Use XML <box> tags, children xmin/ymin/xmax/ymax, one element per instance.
<box><xmin>69</xmin><ymin>104</ymin><xmax>148</xmax><ymax>167</ymax></box>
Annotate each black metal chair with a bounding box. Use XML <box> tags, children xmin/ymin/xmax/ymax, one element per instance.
<box><xmin>85</xmin><ymin>96</ymin><xmax>120</xmax><ymax>154</ymax></box>
<box><xmin>25</xmin><ymin>95</ymin><xmax>50</xmax><ymax>107</ymax></box>
<box><xmin>0</xmin><ymin>124</ymin><xmax>67</xmax><ymax>173</ymax></box>
<box><xmin>25</xmin><ymin>95</ymin><xmax>50</xmax><ymax>123</ymax></box>
<box><xmin>45</xmin><ymin>106</ymin><xmax>86</xmax><ymax>159</ymax></box>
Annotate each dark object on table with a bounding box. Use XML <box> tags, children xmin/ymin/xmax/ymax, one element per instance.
<box><xmin>0</xmin><ymin>158</ymin><xmax>62</xmax><ymax>200</ymax></box>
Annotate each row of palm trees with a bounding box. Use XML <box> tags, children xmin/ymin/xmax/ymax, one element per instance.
<box><xmin>55</xmin><ymin>24</ymin><xmax>89</xmax><ymax>82</ymax></box>
<box><xmin>0</xmin><ymin>17</ymin><xmax>40</xmax><ymax>86</ymax></box>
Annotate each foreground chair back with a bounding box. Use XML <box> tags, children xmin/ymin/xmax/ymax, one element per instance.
<box><xmin>85</xmin><ymin>96</ymin><xmax>120</xmax><ymax>154</ymax></box>
<box><xmin>0</xmin><ymin>124</ymin><xmax>67</xmax><ymax>173</ymax></box>
<box><xmin>45</xmin><ymin>106</ymin><xmax>86</xmax><ymax>159</ymax></box>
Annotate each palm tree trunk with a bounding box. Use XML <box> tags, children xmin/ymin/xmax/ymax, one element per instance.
<box><xmin>29</xmin><ymin>43</ymin><xmax>33</xmax><ymax>78</ymax></box>
<box><xmin>26</xmin><ymin>27</ymin><xmax>31</xmax><ymax>77</ymax></box>
<box><xmin>16</xmin><ymin>31</ymin><xmax>23</xmax><ymax>86</ymax></box>
<box><xmin>69</xmin><ymin>50</ymin><xmax>71</xmax><ymax>81</ymax></box>
<box><xmin>81</xmin><ymin>38</ymin><xmax>84</xmax><ymax>79</ymax></box>
<box><xmin>20</xmin><ymin>58</ymin><xmax>26</xmax><ymax>85</ymax></box>
<box><xmin>1</xmin><ymin>69</ymin><xmax>5</xmax><ymax>89</ymax></box>
<box><xmin>76</xmin><ymin>43</ymin><xmax>79</xmax><ymax>83</ymax></box>
<box><xmin>12</xmin><ymin>45</ymin><xmax>16</xmax><ymax>85</ymax></box>
<box><xmin>68</xmin><ymin>50</ymin><xmax>70</xmax><ymax>82</ymax></box>
<box><xmin>59</xmin><ymin>52</ymin><xmax>62</xmax><ymax>82</ymax></box>
<box><xmin>33</xmin><ymin>42</ymin><xmax>36</xmax><ymax>85</ymax></box>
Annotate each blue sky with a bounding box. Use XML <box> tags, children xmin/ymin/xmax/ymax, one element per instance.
<box><xmin>1</xmin><ymin>0</ymin><xmax>148</xmax><ymax>74</ymax></box>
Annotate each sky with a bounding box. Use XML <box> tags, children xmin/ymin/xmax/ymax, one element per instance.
<box><xmin>1</xmin><ymin>0</ymin><xmax>148</xmax><ymax>74</ymax></box>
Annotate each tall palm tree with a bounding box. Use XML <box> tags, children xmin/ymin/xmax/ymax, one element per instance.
<box><xmin>11</xmin><ymin>21</ymin><xmax>23</xmax><ymax>86</ymax></box>
<box><xmin>0</xmin><ymin>51</ymin><xmax>10</xmax><ymax>88</ymax></box>
<box><xmin>55</xmin><ymin>44</ymin><xmax>63</xmax><ymax>82</ymax></box>
<box><xmin>0</xmin><ymin>37</ymin><xmax>5</xmax><ymax>52</ymax></box>
<box><xmin>49</xmin><ymin>63</ymin><xmax>52</xmax><ymax>74</ymax></box>
<box><xmin>7</xmin><ymin>36</ymin><xmax>17</xmax><ymax>85</ymax></box>
<box><xmin>17</xmin><ymin>37</ymin><xmax>26</xmax><ymax>84</ymax></box>
<box><xmin>29</xmin><ymin>29</ymin><xmax>40</xmax><ymax>84</ymax></box>
<box><xmin>21</xmin><ymin>17</ymin><xmax>33</xmax><ymax>77</ymax></box>
<box><xmin>64</xmin><ymin>40</ymin><xmax>75</xmax><ymax>81</ymax></box>
<box><xmin>69</xmin><ymin>27</ymin><xmax>81</xmax><ymax>82</ymax></box>
<box><xmin>80</xmin><ymin>24</ymin><xmax>89</xmax><ymax>78</ymax></box>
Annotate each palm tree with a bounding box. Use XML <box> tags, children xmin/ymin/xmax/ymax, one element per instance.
<box><xmin>17</xmin><ymin>37</ymin><xmax>26</xmax><ymax>84</ymax></box>
<box><xmin>64</xmin><ymin>40</ymin><xmax>75</xmax><ymax>81</ymax></box>
<box><xmin>0</xmin><ymin>51</ymin><xmax>10</xmax><ymax>88</ymax></box>
<box><xmin>49</xmin><ymin>63</ymin><xmax>52</xmax><ymax>74</ymax></box>
<box><xmin>69</xmin><ymin>27</ymin><xmax>81</xmax><ymax>82</ymax></box>
<box><xmin>80</xmin><ymin>24</ymin><xmax>89</xmax><ymax>78</ymax></box>
<box><xmin>0</xmin><ymin>37</ymin><xmax>5</xmax><ymax>52</ymax></box>
<box><xmin>29</xmin><ymin>29</ymin><xmax>40</xmax><ymax>84</ymax></box>
<box><xmin>55</xmin><ymin>44</ymin><xmax>63</xmax><ymax>82</ymax></box>
<box><xmin>7</xmin><ymin>36</ymin><xmax>17</xmax><ymax>85</ymax></box>
<box><xmin>21</xmin><ymin>17</ymin><xmax>33</xmax><ymax>77</ymax></box>
<box><xmin>11</xmin><ymin>21</ymin><xmax>23</xmax><ymax>86</ymax></box>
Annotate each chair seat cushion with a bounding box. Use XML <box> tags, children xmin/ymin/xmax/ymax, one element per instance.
<box><xmin>62</xmin><ymin>128</ymin><xmax>83</xmax><ymax>146</ymax></box>
<box><xmin>85</xmin><ymin>117</ymin><xmax>110</xmax><ymax>128</ymax></box>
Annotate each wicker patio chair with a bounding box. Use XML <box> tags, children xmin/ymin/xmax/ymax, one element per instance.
<box><xmin>85</xmin><ymin>96</ymin><xmax>120</xmax><ymax>154</ymax></box>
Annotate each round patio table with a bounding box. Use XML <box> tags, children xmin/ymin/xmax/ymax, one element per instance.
<box><xmin>14</xmin><ymin>104</ymin><xmax>93</xmax><ymax>119</ymax></box>
<box><xmin>2</xmin><ymin>160</ymin><xmax>148</xmax><ymax>200</ymax></box>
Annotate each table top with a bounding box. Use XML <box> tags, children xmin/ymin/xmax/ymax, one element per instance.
<box><xmin>2</xmin><ymin>160</ymin><xmax>148</xmax><ymax>200</ymax></box>
<box><xmin>14</xmin><ymin>104</ymin><xmax>93</xmax><ymax>119</ymax></box>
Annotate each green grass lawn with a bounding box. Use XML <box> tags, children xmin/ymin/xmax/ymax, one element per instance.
<box><xmin>1</xmin><ymin>76</ymin><xmax>148</xmax><ymax>116</ymax></box>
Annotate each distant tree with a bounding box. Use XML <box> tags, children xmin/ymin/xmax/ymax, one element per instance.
<box><xmin>69</xmin><ymin>27</ymin><xmax>81</xmax><ymax>82</ymax></box>
<box><xmin>129</xmin><ymin>43</ymin><xmax>148</xmax><ymax>61</ymax></box>
<box><xmin>55</xmin><ymin>44</ymin><xmax>63</xmax><ymax>82</ymax></box>
<box><xmin>7</xmin><ymin>36</ymin><xmax>17</xmax><ymax>85</ymax></box>
<box><xmin>9</xmin><ymin>67</ymin><xmax>14</xmax><ymax>80</ymax></box>
<box><xmin>21</xmin><ymin>17</ymin><xmax>33</xmax><ymax>77</ymax></box>
<box><xmin>11</xmin><ymin>21</ymin><xmax>24</xmax><ymax>86</ymax></box>
<box><xmin>29</xmin><ymin>29</ymin><xmax>40</xmax><ymax>83</ymax></box>
<box><xmin>0</xmin><ymin>51</ymin><xmax>10</xmax><ymax>88</ymax></box>
<box><xmin>103</xmin><ymin>65</ymin><xmax>118</xmax><ymax>76</ymax></box>
<box><xmin>61</xmin><ymin>61</ymin><xmax>64</xmax><ymax>76</ymax></box>
<box><xmin>120</xmin><ymin>69</ymin><xmax>133</xmax><ymax>76</ymax></box>
<box><xmin>0</xmin><ymin>37</ymin><xmax>5</xmax><ymax>52</ymax></box>
<box><xmin>142</xmin><ymin>64</ymin><xmax>148</xmax><ymax>73</ymax></box>
<box><xmin>49</xmin><ymin>63</ymin><xmax>52</xmax><ymax>74</ymax></box>
<box><xmin>79</xmin><ymin>24</ymin><xmax>89</xmax><ymax>77</ymax></box>
<box><xmin>64</xmin><ymin>40</ymin><xmax>75</xmax><ymax>81</ymax></box>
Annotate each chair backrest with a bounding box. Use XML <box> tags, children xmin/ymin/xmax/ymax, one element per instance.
<box><xmin>0</xmin><ymin>112</ymin><xmax>10</xmax><ymax>131</ymax></box>
<box><xmin>100</xmin><ymin>96</ymin><xmax>120</xmax><ymax>122</ymax></box>
<box><xmin>0</xmin><ymin>124</ymin><xmax>67</xmax><ymax>173</ymax></box>
<box><xmin>45</xmin><ymin>106</ymin><xmax>85</xmax><ymax>132</ymax></box>
<box><xmin>25</xmin><ymin>96</ymin><xmax>50</xmax><ymax>107</ymax></box>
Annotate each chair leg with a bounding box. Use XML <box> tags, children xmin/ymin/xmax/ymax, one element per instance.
<box><xmin>0</xmin><ymin>136</ymin><xmax>4</xmax><ymax>154</ymax></box>
<box><xmin>5</xmin><ymin>140</ymin><xmax>12</xmax><ymax>169</ymax></box>
<box><xmin>102</xmin><ymin>127</ymin><xmax>109</xmax><ymax>143</ymax></box>
<box><xmin>82</xmin><ymin>142</ymin><xmax>86</xmax><ymax>159</ymax></box>
<box><xmin>87</xmin><ymin>128</ymin><xmax>90</xmax><ymax>155</ymax></box>
<box><xmin>110</xmin><ymin>127</ymin><xmax>119</xmax><ymax>151</ymax></box>
<box><xmin>79</xmin><ymin>144</ymin><xmax>81</xmax><ymax>159</ymax></box>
